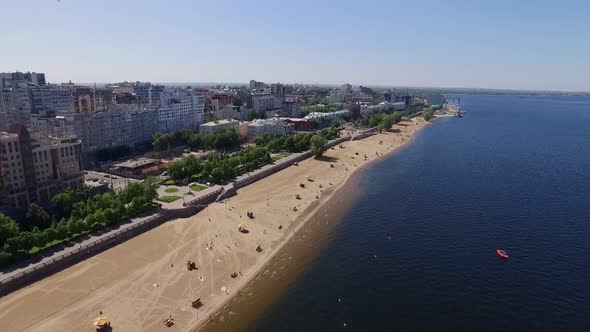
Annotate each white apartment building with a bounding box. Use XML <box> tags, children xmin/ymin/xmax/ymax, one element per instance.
<box><xmin>199</xmin><ymin>119</ymin><xmax>240</xmax><ymax>136</ymax></box>
<box><xmin>0</xmin><ymin>84</ymin><xmax>33</xmax><ymax>130</ymax></box>
<box><xmin>0</xmin><ymin>125</ymin><xmax>83</xmax><ymax>209</ymax></box>
<box><xmin>251</xmin><ymin>93</ymin><xmax>281</xmax><ymax>113</ymax></box>
<box><xmin>32</xmin><ymin>105</ymin><xmax>158</xmax><ymax>156</ymax></box>
<box><xmin>247</xmin><ymin>118</ymin><xmax>294</xmax><ymax>141</ymax></box>
<box><xmin>60</xmin><ymin>107</ymin><xmax>158</xmax><ymax>154</ymax></box>
<box><xmin>158</xmin><ymin>89</ymin><xmax>205</xmax><ymax>133</ymax></box>
<box><xmin>30</xmin><ymin>85</ymin><xmax>74</xmax><ymax>115</ymax></box>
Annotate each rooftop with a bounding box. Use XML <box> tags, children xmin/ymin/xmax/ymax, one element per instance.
<box><xmin>113</xmin><ymin>158</ymin><xmax>158</xmax><ymax>169</ymax></box>
<box><xmin>200</xmin><ymin>119</ymin><xmax>239</xmax><ymax>127</ymax></box>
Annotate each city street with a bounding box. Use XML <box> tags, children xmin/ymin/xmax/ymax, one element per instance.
<box><xmin>84</xmin><ymin>170</ymin><xmax>139</xmax><ymax>192</ymax></box>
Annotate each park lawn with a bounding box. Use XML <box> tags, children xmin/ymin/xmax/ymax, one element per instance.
<box><xmin>164</xmin><ymin>187</ymin><xmax>179</xmax><ymax>193</ymax></box>
<box><xmin>272</xmin><ymin>152</ymin><xmax>290</xmax><ymax>161</ymax></box>
<box><xmin>158</xmin><ymin>195</ymin><xmax>181</xmax><ymax>203</ymax></box>
<box><xmin>162</xmin><ymin>179</ymin><xmax>176</xmax><ymax>185</ymax></box>
<box><xmin>190</xmin><ymin>184</ymin><xmax>207</xmax><ymax>192</ymax></box>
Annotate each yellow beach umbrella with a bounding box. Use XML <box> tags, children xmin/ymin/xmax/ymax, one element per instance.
<box><xmin>93</xmin><ymin>316</ymin><xmax>109</xmax><ymax>326</ymax></box>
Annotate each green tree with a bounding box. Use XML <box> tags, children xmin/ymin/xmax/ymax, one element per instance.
<box><xmin>232</xmin><ymin>96</ymin><xmax>243</xmax><ymax>107</ymax></box>
<box><xmin>25</xmin><ymin>204</ymin><xmax>51</xmax><ymax>230</ymax></box>
<box><xmin>247</xmin><ymin>110</ymin><xmax>259</xmax><ymax>121</ymax></box>
<box><xmin>424</xmin><ymin>110</ymin><xmax>435</xmax><ymax>121</ymax></box>
<box><xmin>205</xmin><ymin>113</ymin><xmax>217</xmax><ymax>123</ymax></box>
<box><xmin>378</xmin><ymin>114</ymin><xmax>395</xmax><ymax>132</ymax></box>
<box><xmin>392</xmin><ymin>112</ymin><xmax>403</xmax><ymax>124</ymax></box>
<box><xmin>310</xmin><ymin>135</ymin><xmax>328</xmax><ymax>158</ymax></box>
<box><xmin>0</xmin><ymin>213</ymin><xmax>19</xmax><ymax>247</ymax></box>
<box><xmin>153</xmin><ymin>133</ymin><xmax>172</xmax><ymax>151</ymax></box>
<box><xmin>51</xmin><ymin>190</ymin><xmax>74</xmax><ymax>218</ymax></box>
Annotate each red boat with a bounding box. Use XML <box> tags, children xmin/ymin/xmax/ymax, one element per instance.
<box><xmin>496</xmin><ymin>249</ymin><xmax>509</xmax><ymax>259</ymax></box>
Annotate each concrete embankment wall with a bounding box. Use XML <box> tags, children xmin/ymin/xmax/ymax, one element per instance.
<box><xmin>233</xmin><ymin>136</ymin><xmax>349</xmax><ymax>191</ymax></box>
<box><xmin>186</xmin><ymin>188</ymin><xmax>223</xmax><ymax>207</ymax></box>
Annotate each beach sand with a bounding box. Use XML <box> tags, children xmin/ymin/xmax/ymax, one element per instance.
<box><xmin>0</xmin><ymin>118</ymin><xmax>431</xmax><ymax>332</ymax></box>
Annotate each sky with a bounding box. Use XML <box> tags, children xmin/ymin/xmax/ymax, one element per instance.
<box><xmin>1</xmin><ymin>0</ymin><xmax>589</xmax><ymax>91</ymax></box>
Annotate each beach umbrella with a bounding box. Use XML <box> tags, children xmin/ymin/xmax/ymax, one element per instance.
<box><xmin>93</xmin><ymin>316</ymin><xmax>109</xmax><ymax>326</ymax></box>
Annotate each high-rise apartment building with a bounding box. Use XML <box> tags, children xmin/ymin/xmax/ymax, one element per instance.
<box><xmin>157</xmin><ymin>88</ymin><xmax>204</xmax><ymax>133</ymax></box>
<box><xmin>0</xmin><ymin>125</ymin><xmax>83</xmax><ymax>209</ymax></box>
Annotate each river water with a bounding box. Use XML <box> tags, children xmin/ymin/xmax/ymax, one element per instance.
<box><xmin>202</xmin><ymin>95</ymin><xmax>590</xmax><ymax>332</ymax></box>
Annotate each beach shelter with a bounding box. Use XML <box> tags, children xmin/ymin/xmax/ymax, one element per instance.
<box><xmin>93</xmin><ymin>316</ymin><xmax>109</xmax><ymax>327</ymax></box>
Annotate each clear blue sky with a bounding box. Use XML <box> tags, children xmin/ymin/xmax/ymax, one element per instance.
<box><xmin>2</xmin><ymin>0</ymin><xmax>589</xmax><ymax>91</ymax></box>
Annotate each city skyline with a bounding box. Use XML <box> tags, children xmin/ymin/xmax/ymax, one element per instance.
<box><xmin>2</xmin><ymin>0</ymin><xmax>590</xmax><ymax>91</ymax></box>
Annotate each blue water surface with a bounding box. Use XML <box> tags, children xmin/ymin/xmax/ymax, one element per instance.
<box><xmin>254</xmin><ymin>95</ymin><xmax>590</xmax><ymax>332</ymax></box>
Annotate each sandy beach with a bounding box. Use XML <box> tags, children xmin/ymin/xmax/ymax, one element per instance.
<box><xmin>0</xmin><ymin>118</ymin><xmax>432</xmax><ymax>332</ymax></box>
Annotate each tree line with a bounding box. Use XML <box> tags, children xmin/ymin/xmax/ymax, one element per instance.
<box><xmin>360</xmin><ymin>109</ymin><xmax>407</xmax><ymax>131</ymax></box>
<box><xmin>254</xmin><ymin>128</ymin><xmax>339</xmax><ymax>153</ymax></box>
<box><xmin>168</xmin><ymin>147</ymin><xmax>272</xmax><ymax>184</ymax></box>
<box><xmin>0</xmin><ymin>179</ymin><xmax>158</xmax><ymax>268</ymax></box>
<box><xmin>302</xmin><ymin>103</ymin><xmax>344</xmax><ymax>115</ymax></box>
<box><xmin>167</xmin><ymin>128</ymin><xmax>340</xmax><ymax>184</ymax></box>
<box><xmin>153</xmin><ymin>129</ymin><xmax>241</xmax><ymax>152</ymax></box>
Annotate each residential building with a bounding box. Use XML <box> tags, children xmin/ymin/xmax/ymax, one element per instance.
<box><xmin>0</xmin><ymin>71</ymin><xmax>46</xmax><ymax>88</ymax></box>
<box><xmin>29</xmin><ymin>84</ymin><xmax>74</xmax><ymax>116</ymax></box>
<box><xmin>0</xmin><ymin>125</ymin><xmax>83</xmax><ymax>209</ymax></box>
<box><xmin>327</xmin><ymin>90</ymin><xmax>346</xmax><ymax>103</ymax></box>
<box><xmin>284</xmin><ymin>118</ymin><xmax>314</xmax><ymax>131</ymax></box>
<box><xmin>252</xmin><ymin>93</ymin><xmax>281</xmax><ymax>113</ymax></box>
<box><xmin>157</xmin><ymin>88</ymin><xmax>205</xmax><ymax>133</ymax></box>
<box><xmin>208</xmin><ymin>92</ymin><xmax>233</xmax><ymax>112</ymax></box>
<box><xmin>0</xmin><ymin>84</ymin><xmax>32</xmax><ymax>129</ymax></box>
<box><xmin>271</xmin><ymin>83</ymin><xmax>285</xmax><ymax>96</ymax></box>
<box><xmin>199</xmin><ymin>119</ymin><xmax>240</xmax><ymax>136</ymax></box>
<box><xmin>214</xmin><ymin>104</ymin><xmax>240</xmax><ymax>120</ymax></box>
<box><xmin>384</xmin><ymin>91</ymin><xmax>413</xmax><ymax>108</ymax></box>
<box><xmin>66</xmin><ymin>107</ymin><xmax>157</xmax><ymax>154</ymax></box>
<box><xmin>249</xmin><ymin>80</ymin><xmax>266</xmax><ymax>90</ymax></box>
<box><xmin>282</xmin><ymin>98</ymin><xmax>302</xmax><ymax>117</ymax></box>
<box><xmin>33</xmin><ymin>106</ymin><xmax>157</xmax><ymax>156</ymax></box>
<box><xmin>63</xmin><ymin>84</ymin><xmax>110</xmax><ymax>113</ymax></box>
<box><xmin>247</xmin><ymin>118</ymin><xmax>294</xmax><ymax>141</ymax></box>
<box><xmin>0</xmin><ymin>72</ymin><xmax>74</xmax><ymax>130</ymax></box>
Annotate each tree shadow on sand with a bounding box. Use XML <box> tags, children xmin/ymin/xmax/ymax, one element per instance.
<box><xmin>316</xmin><ymin>155</ymin><xmax>339</xmax><ymax>163</ymax></box>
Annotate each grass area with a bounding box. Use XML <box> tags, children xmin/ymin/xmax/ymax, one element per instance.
<box><xmin>272</xmin><ymin>152</ymin><xmax>290</xmax><ymax>161</ymax></box>
<box><xmin>190</xmin><ymin>184</ymin><xmax>207</xmax><ymax>192</ymax></box>
<box><xmin>164</xmin><ymin>187</ymin><xmax>179</xmax><ymax>193</ymax></box>
<box><xmin>162</xmin><ymin>179</ymin><xmax>176</xmax><ymax>185</ymax></box>
<box><xmin>28</xmin><ymin>234</ymin><xmax>88</xmax><ymax>255</ymax></box>
<box><xmin>158</xmin><ymin>195</ymin><xmax>181</xmax><ymax>203</ymax></box>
